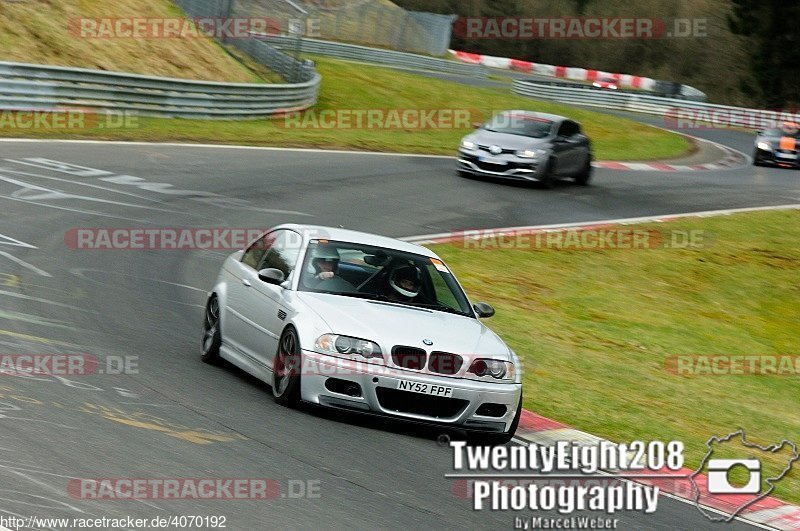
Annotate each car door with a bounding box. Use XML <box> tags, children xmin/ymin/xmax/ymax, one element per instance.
<box><xmin>223</xmin><ymin>230</ymin><xmax>276</xmax><ymax>357</ymax></box>
<box><xmin>557</xmin><ymin>120</ymin><xmax>582</xmax><ymax>174</ymax></box>
<box><xmin>248</xmin><ymin>229</ymin><xmax>302</xmax><ymax>369</ymax></box>
<box><xmin>551</xmin><ymin>121</ymin><xmax>577</xmax><ymax>175</ymax></box>
<box><xmin>572</xmin><ymin>122</ymin><xmax>591</xmax><ymax>171</ymax></box>
<box><xmin>227</xmin><ymin>229</ymin><xmax>301</xmax><ymax>368</ymax></box>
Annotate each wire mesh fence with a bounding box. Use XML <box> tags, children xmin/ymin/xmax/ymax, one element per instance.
<box><xmin>233</xmin><ymin>0</ymin><xmax>455</xmax><ymax>56</ymax></box>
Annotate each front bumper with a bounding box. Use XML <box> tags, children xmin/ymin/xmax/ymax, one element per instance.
<box><xmin>300</xmin><ymin>350</ymin><xmax>522</xmax><ymax>433</ymax></box>
<box><xmin>755</xmin><ymin>147</ymin><xmax>800</xmax><ymax>167</ymax></box>
<box><xmin>457</xmin><ymin>149</ymin><xmax>544</xmax><ymax>181</ymax></box>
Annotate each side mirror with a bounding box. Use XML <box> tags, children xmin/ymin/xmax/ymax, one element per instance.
<box><xmin>258</xmin><ymin>268</ymin><xmax>285</xmax><ymax>285</ymax></box>
<box><xmin>472</xmin><ymin>122</ymin><xmax>483</xmax><ymax>129</ymax></box>
<box><xmin>473</xmin><ymin>302</ymin><xmax>495</xmax><ymax>318</ymax></box>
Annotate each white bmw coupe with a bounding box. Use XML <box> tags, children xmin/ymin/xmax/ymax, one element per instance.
<box><xmin>202</xmin><ymin>224</ymin><xmax>523</xmax><ymax>443</ymax></box>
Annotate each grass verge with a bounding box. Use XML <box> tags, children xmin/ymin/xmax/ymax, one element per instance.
<box><xmin>430</xmin><ymin>210</ymin><xmax>800</xmax><ymax>504</ymax></box>
<box><xmin>0</xmin><ymin>56</ymin><xmax>689</xmax><ymax>160</ymax></box>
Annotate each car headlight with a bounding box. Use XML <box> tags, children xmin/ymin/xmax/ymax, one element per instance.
<box><xmin>467</xmin><ymin>358</ymin><xmax>516</xmax><ymax>381</ymax></box>
<box><xmin>460</xmin><ymin>140</ymin><xmax>476</xmax><ymax>150</ymax></box>
<box><xmin>517</xmin><ymin>149</ymin><xmax>543</xmax><ymax>159</ymax></box>
<box><xmin>315</xmin><ymin>334</ymin><xmax>383</xmax><ymax>360</ymax></box>
<box><xmin>757</xmin><ymin>141</ymin><xmax>772</xmax><ymax>151</ymax></box>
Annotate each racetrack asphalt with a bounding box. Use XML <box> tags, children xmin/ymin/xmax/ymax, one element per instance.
<box><xmin>0</xmin><ymin>128</ymin><xmax>795</xmax><ymax>529</ymax></box>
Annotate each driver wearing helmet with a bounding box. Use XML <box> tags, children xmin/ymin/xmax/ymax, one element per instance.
<box><xmin>388</xmin><ymin>264</ymin><xmax>423</xmax><ymax>301</ymax></box>
<box><xmin>781</xmin><ymin>121</ymin><xmax>799</xmax><ymax>136</ymax></box>
<box><xmin>310</xmin><ymin>246</ymin><xmax>341</xmax><ymax>283</ymax></box>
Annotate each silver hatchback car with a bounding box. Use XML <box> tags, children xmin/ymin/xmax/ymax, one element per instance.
<box><xmin>202</xmin><ymin>224</ymin><xmax>523</xmax><ymax>443</ymax></box>
<box><xmin>457</xmin><ymin>110</ymin><xmax>593</xmax><ymax>187</ymax></box>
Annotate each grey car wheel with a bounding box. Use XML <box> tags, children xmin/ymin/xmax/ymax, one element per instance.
<box><xmin>574</xmin><ymin>156</ymin><xmax>593</xmax><ymax>186</ymax></box>
<box><xmin>201</xmin><ymin>296</ymin><xmax>221</xmax><ymax>364</ymax></box>
<box><xmin>540</xmin><ymin>158</ymin><xmax>555</xmax><ymax>189</ymax></box>
<box><xmin>273</xmin><ymin>327</ymin><xmax>301</xmax><ymax>406</ymax></box>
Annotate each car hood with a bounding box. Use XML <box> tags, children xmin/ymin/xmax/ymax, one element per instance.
<box><xmin>466</xmin><ymin>129</ymin><xmax>551</xmax><ymax>151</ymax></box>
<box><xmin>295</xmin><ymin>292</ymin><xmax>511</xmax><ymax>360</ymax></box>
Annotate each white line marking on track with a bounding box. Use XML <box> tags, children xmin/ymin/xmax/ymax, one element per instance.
<box><xmin>0</xmin><ymin>195</ymin><xmax>152</xmax><ymax>222</ymax></box>
<box><xmin>1</xmin><ymin>166</ymin><xmax>168</xmax><ymax>204</ymax></box>
<box><xmin>0</xmin><ymin>290</ymin><xmax>93</xmax><ymax>312</ymax></box>
<box><xmin>0</xmin><ymin>235</ymin><xmax>36</xmax><ymax>249</ymax></box>
<box><xmin>0</xmin><ymin>173</ymin><xmax>190</xmax><ymax>215</ymax></box>
<box><xmin>69</xmin><ymin>268</ymin><xmax>206</xmax><ymax>292</ymax></box>
<box><xmin>0</xmin><ymin>252</ymin><xmax>50</xmax><ymax>277</ymax></box>
<box><xmin>0</xmin><ymin>138</ymin><xmax>456</xmax><ymax>159</ymax></box>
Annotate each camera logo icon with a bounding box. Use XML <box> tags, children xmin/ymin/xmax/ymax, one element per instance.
<box><xmin>707</xmin><ymin>458</ymin><xmax>761</xmax><ymax>494</ymax></box>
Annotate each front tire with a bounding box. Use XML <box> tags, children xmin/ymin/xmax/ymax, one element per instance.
<box><xmin>273</xmin><ymin>327</ymin><xmax>301</xmax><ymax>406</ymax></box>
<box><xmin>201</xmin><ymin>296</ymin><xmax>222</xmax><ymax>364</ymax></box>
<box><xmin>540</xmin><ymin>159</ymin><xmax>555</xmax><ymax>189</ymax></box>
<box><xmin>574</xmin><ymin>156</ymin><xmax>593</xmax><ymax>186</ymax></box>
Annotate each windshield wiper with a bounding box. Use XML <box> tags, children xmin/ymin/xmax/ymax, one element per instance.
<box><xmin>402</xmin><ymin>302</ymin><xmax>468</xmax><ymax>316</ymax></box>
<box><xmin>337</xmin><ymin>292</ymin><xmax>391</xmax><ymax>302</ymax></box>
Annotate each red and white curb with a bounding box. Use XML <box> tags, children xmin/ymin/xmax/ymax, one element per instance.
<box><xmin>513</xmin><ymin>411</ymin><xmax>800</xmax><ymax>530</ymax></box>
<box><xmin>592</xmin><ymin>132</ymin><xmax>749</xmax><ymax>172</ymax></box>
<box><xmin>406</xmin><ymin>205</ymin><xmax>800</xmax><ymax>529</ymax></box>
<box><xmin>449</xmin><ymin>49</ymin><xmax>657</xmax><ymax>91</ymax></box>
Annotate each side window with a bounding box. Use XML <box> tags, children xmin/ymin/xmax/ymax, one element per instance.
<box><xmin>572</xmin><ymin>121</ymin><xmax>582</xmax><ymax>136</ymax></box>
<box><xmin>242</xmin><ymin>231</ymin><xmax>275</xmax><ymax>269</ymax></box>
<box><xmin>259</xmin><ymin>230</ymin><xmax>301</xmax><ymax>278</ymax></box>
<box><xmin>426</xmin><ymin>265</ymin><xmax>460</xmax><ymax>310</ymax></box>
<box><xmin>558</xmin><ymin>121</ymin><xmax>578</xmax><ymax>137</ymax></box>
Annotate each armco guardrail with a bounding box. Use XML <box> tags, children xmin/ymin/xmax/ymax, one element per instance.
<box><xmin>255</xmin><ymin>34</ymin><xmax>485</xmax><ymax>78</ymax></box>
<box><xmin>513</xmin><ymin>80</ymin><xmax>759</xmax><ymax>128</ymax></box>
<box><xmin>0</xmin><ymin>43</ymin><xmax>320</xmax><ymax>119</ymax></box>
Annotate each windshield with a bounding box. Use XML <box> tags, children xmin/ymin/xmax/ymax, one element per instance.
<box><xmin>763</xmin><ymin>127</ymin><xmax>800</xmax><ymax>138</ymax></box>
<box><xmin>299</xmin><ymin>240</ymin><xmax>474</xmax><ymax>317</ymax></box>
<box><xmin>484</xmin><ymin>113</ymin><xmax>553</xmax><ymax>138</ymax></box>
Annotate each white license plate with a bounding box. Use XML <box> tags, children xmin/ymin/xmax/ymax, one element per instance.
<box><xmin>396</xmin><ymin>380</ymin><xmax>453</xmax><ymax>397</ymax></box>
<box><xmin>776</xmin><ymin>152</ymin><xmax>797</xmax><ymax>159</ymax></box>
<box><xmin>478</xmin><ymin>155</ymin><xmax>507</xmax><ymax>165</ymax></box>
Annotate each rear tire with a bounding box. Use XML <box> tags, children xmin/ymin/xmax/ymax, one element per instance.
<box><xmin>574</xmin><ymin>157</ymin><xmax>593</xmax><ymax>186</ymax></box>
<box><xmin>273</xmin><ymin>327</ymin><xmax>302</xmax><ymax>407</ymax></box>
<box><xmin>201</xmin><ymin>296</ymin><xmax>222</xmax><ymax>364</ymax></box>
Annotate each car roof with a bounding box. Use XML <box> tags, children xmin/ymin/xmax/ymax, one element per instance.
<box><xmin>497</xmin><ymin>110</ymin><xmax>567</xmax><ymax>123</ymax></box>
<box><xmin>273</xmin><ymin>224</ymin><xmax>439</xmax><ymax>258</ymax></box>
